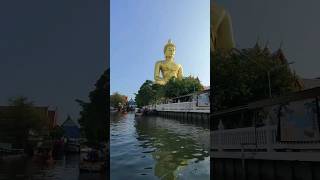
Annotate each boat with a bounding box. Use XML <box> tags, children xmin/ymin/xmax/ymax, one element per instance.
<box><xmin>65</xmin><ymin>138</ymin><xmax>80</xmax><ymax>153</ymax></box>
<box><xmin>79</xmin><ymin>143</ymin><xmax>107</xmax><ymax>172</ymax></box>
<box><xmin>33</xmin><ymin>141</ymin><xmax>54</xmax><ymax>165</ymax></box>
<box><xmin>135</xmin><ymin>108</ymin><xmax>144</xmax><ymax>116</ymax></box>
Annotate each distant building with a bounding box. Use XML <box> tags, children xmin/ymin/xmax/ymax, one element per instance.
<box><xmin>128</xmin><ymin>98</ymin><xmax>137</xmax><ymax>109</ymax></box>
<box><xmin>61</xmin><ymin>116</ymin><xmax>80</xmax><ymax>139</ymax></box>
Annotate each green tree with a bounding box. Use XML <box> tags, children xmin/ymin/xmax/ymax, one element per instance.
<box><xmin>110</xmin><ymin>92</ymin><xmax>127</xmax><ymax>108</ymax></box>
<box><xmin>152</xmin><ymin>83</ymin><xmax>165</xmax><ymax>104</ymax></box>
<box><xmin>212</xmin><ymin>45</ymin><xmax>301</xmax><ymax>111</ymax></box>
<box><xmin>135</xmin><ymin>77</ymin><xmax>204</xmax><ymax>107</ymax></box>
<box><xmin>0</xmin><ymin>96</ymin><xmax>48</xmax><ymax>148</ymax></box>
<box><xmin>76</xmin><ymin>69</ymin><xmax>109</xmax><ymax>145</ymax></box>
<box><xmin>163</xmin><ymin>76</ymin><xmax>204</xmax><ymax>99</ymax></box>
<box><xmin>135</xmin><ymin>80</ymin><xmax>155</xmax><ymax>107</ymax></box>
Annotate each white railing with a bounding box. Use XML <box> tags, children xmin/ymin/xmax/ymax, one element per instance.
<box><xmin>156</xmin><ymin>101</ymin><xmax>194</xmax><ymax>111</ymax></box>
<box><xmin>143</xmin><ymin>91</ymin><xmax>210</xmax><ymax>113</ymax></box>
<box><xmin>154</xmin><ymin>101</ymin><xmax>209</xmax><ymax>112</ymax></box>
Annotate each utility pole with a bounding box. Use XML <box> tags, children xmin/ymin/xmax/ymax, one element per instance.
<box><xmin>267</xmin><ymin>61</ymin><xmax>294</xmax><ymax>98</ymax></box>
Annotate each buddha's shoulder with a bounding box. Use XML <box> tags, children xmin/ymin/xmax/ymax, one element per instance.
<box><xmin>155</xmin><ymin>60</ymin><xmax>165</xmax><ymax>65</ymax></box>
<box><xmin>176</xmin><ymin>63</ymin><xmax>182</xmax><ymax>68</ymax></box>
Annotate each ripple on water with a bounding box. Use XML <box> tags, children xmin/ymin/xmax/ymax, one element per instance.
<box><xmin>111</xmin><ymin>113</ymin><xmax>210</xmax><ymax>180</ymax></box>
<box><xmin>142</xmin><ymin>149</ymin><xmax>156</xmax><ymax>154</ymax></box>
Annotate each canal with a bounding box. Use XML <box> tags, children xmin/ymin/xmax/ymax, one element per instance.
<box><xmin>0</xmin><ymin>154</ymin><xmax>107</xmax><ymax>180</ymax></box>
<box><xmin>110</xmin><ymin>112</ymin><xmax>210</xmax><ymax>180</ymax></box>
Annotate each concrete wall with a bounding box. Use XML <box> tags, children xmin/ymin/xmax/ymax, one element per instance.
<box><xmin>212</xmin><ymin>158</ymin><xmax>320</xmax><ymax>180</ymax></box>
<box><xmin>154</xmin><ymin>111</ymin><xmax>210</xmax><ymax>127</ymax></box>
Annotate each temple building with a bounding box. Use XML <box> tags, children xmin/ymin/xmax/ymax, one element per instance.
<box><xmin>128</xmin><ymin>98</ymin><xmax>137</xmax><ymax>109</ymax></box>
<box><xmin>61</xmin><ymin>116</ymin><xmax>80</xmax><ymax>139</ymax></box>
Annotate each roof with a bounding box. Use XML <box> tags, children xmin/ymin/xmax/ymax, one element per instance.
<box><xmin>249</xmin><ymin>87</ymin><xmax>320</xmax><ymax>109</ymax></box>
<box><xmin>213</xmin><ymin>105</ymin><xmax>249</xmax><ymax>117</ymax></box>
<box><xmin>61</xmin><ymin>118</ymin><xmax>79</xmax><ymax>128</ymax></box>
<box><xmin>128</xmin><ymin>98</ymin><xmax>136</xmax><ymax>105</ymax></box>
<box><xmin>61</xmin><ymin>117</ymin><xmax>80</xmax><ymax>138</ymax></box>
<box><xmin>170</xmin><ymin>89</ymin><xmax>210</xmax><ymax>100</ymax></box>
<box><xmin>213</xmin><ymin>87</ymin><xmax>320</xmax><ymax>117</ymax></box>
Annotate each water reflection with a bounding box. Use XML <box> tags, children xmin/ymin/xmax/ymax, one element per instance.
<box><xmin>0</xmin><ymin>154</ymin><xmax>107</xmax><ymax>180</ymax></box>
<box><xmin>110</xmin><ymin>112</ymin><xmax>209</xmax><ymax>180</ymax></box>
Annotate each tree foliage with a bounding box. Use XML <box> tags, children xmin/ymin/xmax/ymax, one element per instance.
<box><xmin>135</xmin><ymin>80</ymin><xmax>155</xmax><ymax>107</ymax></box>
<box><xmin>110</xmin><ymin>92</ymin><xmax>127</xmax><ymax>108</ymax></box>
<box><xmin>77</xmin><ymin>69</ymin><xmax>109</xmax><ymax>145</ymax></box>
<box><xmin>0</xmin><ymin>96</ymin><xmax>48</xmax><ymax>148</ymax></box>
<box><xmin>163</xmin><ymin>76</ymin><xmax>204</xmax><ymax>99</ymax></box>
<box><xmin>212</xmin><ymin>45</ymin><xmax>301</xmax><ymax>111</ymax></box>
<box><xmin>135</xmin><ymin>77</ymin><xmax>204</xmax><ymax>107</ymax></box>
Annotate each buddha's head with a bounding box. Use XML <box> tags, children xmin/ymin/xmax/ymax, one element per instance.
<box><xmin>164</xmin><ymin>39</ymin><xmax>176</xmax><ymax>59</ymax></box>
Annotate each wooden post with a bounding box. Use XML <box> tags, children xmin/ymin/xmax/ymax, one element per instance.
<box><xmin>218</xmin><ymin>119</ymin><xmax>224</xmax><ymax>151</ymax></box>
<box><xmin>266</xmin><ymin>109</ymin><xmax>274</xmax><ymax>152</ymax></box>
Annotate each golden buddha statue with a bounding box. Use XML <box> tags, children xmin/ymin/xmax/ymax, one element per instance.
<box><xmin>211</xmin><ymin>2</ymin><xmax>235</xmax><ymax>52</ymax></box>
<box><xmin>154</xmin><ymin>39</ymin><xmax>183</xmax><ymax>85</ymax></box>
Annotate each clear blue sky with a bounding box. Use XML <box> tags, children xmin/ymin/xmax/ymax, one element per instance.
<box><xmin>111</xmin><ymin>0</ymin><xmax>210</xmax><ymax>99</ymax></box>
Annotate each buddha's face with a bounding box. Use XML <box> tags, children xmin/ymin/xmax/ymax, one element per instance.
<box><xmin>165</xmin><ymin>46</ymin><xmax>175</xmax><ymax>58</ymax></box>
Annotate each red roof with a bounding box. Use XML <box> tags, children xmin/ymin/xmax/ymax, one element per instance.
<box><xmin>48</xmin><ymin>110</ymin><xmax>57</xmax><ymax>129</ymax></box>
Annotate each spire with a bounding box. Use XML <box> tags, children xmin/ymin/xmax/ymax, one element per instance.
<box><xmin>256</xmin><ymin>35</ymin><xmax>261</xmax><ymax>45</ymax></box>
<box><xmin>253</xmin><ymin>40</ymin><xmax>262</xmax><ymax>54</ymax></box>
<box><xmin>263</xmin><ymin>40</ymin><xmax>271</xmax><ymax>55</ymax></box>
<box><xmin>280</xmin><ymin>41</ymin><xmax>284</xmax><ymax>50</ymax></box>
<box><xmin>271</xmin><ymin>41</ymin><xmax>288</xmax><ymax>64</ymax></box>
<box><xmin>274</xmin><ymin>48</ymin><xmax>287</xmax><ymax>64</ymax></box>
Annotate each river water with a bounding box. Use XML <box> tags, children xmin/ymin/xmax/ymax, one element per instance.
<box><xmin>110</xmin><ymin>112</ymin><xmax>210</xmax><ymax>180</ymax></box>
<box><xmin>0</xmin><ymin>154</ymin><xmax>107</xmax><ymax>180</ymax></box>
<box><xmin>0</xmin><ymin>112</ymin><xmax>209</xmax><ymax>180</ymax></box>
